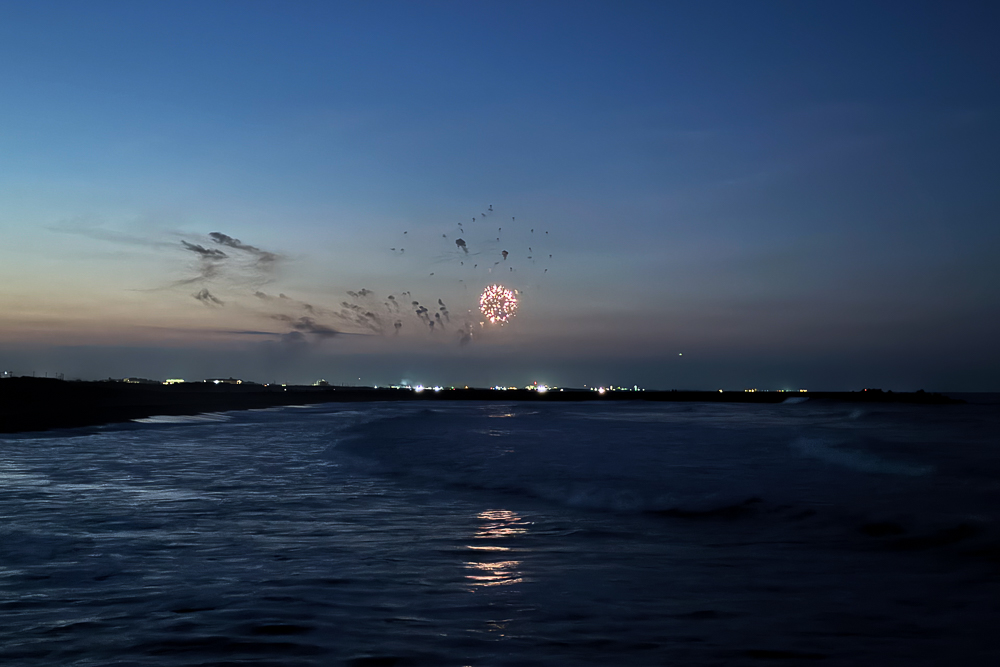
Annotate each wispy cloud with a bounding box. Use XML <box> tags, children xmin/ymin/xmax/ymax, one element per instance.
<box><xmin>181</xmin><ymin>241</ymin><xmax>227</xmax><ymax>259</ymax></box>
<box><xmin>209</xmin><ymin>232</ymin><xmax>279</xmax><ymax>263</ymax></box>
<box><xmin>270</xmin><ymin>314</ymin><xmax>341</xmax><ymax>339</ymax></box>
<box><xmin>46</xmin><ymin>221</ymin><xmax>176</xmax><ymax>249</ymax></box>
<box><xmin>51</xmin><ymin>222</ymin><xmax>475</xmax><ymax>348</ymax></box>
<box><xmin>193</xmin><ymin>288</ymin><xmax>224</xmax><ymax>306</ymax></box>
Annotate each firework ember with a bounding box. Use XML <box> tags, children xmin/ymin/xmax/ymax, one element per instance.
<box><xmin>479</xmin><ymin>284</ymin><xmax>518</xmax><ymax>325</ymax></box>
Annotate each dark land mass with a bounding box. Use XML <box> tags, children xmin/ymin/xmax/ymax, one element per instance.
<box><xmin>0</xmin><ymin>377</ymin><xmax>962</xmax><ymax>434</ymax></box>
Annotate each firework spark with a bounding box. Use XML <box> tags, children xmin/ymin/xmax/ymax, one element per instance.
<box><xmin>479</xmin><ymin>284</ymin><xmax>518</xmax><ymax>325</ymax></box>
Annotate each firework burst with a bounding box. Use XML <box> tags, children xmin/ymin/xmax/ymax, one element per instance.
<box><xmin>479</xmin><ymin>284</ymin><xmax>518</xmax><ymax>325</ymax></box>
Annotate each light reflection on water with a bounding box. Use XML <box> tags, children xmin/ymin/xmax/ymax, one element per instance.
<box><xmin>464</xmin><ymin>509</ymin><xmax>529</xmax><ymax>589</ymax></box>
<box><xmin>464</xmin><ymin>560</ymin><xmax>523</xmax><ymax>587</ymax></box>
<box><xmin>474</xmin><ymin>509</ymin><xmax>530</xmax><ymax>539</ymax></box>
<box><xmin>3</xmin><ymin>401</ymin><xmax>1000</xmax><ymax>664</ymax></box>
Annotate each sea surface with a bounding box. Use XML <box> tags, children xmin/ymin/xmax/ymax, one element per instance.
<box><xmin>1</xmin><ymin>399</ymin><xmax>999</xmax><ymax>665</ymax></box>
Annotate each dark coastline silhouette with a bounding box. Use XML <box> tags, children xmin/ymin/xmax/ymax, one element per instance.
<box><xmin>0</xmin><ymin>377</ymin><xmax>961</xmax><ymax>434</ymax></box>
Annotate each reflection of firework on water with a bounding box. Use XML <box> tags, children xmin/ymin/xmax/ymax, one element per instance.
<box><xmin>479</xmin><ymin>284</ymin><xmax>518</xmax><ymax>325</ymax></box>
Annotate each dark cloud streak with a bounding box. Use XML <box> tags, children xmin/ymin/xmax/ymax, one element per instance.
<box><xmin>193</xmin><ymin>288</ymin><xmax>224</xmax><ymax>306</ymax></box>
<box><xmin>209</xmin><ymin>232</ymin><xmax>278</xmax><ymax>263</ymax></box>
<box><xmin>182</xmin><ymin>241</ymin><xmax>227</xmax><ymax>259</ymax></box>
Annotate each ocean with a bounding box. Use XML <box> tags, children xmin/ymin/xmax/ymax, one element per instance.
<box><xmin>1</xmin><ymin>400</ymin><xmax>998</xmax><ymax>665</ymax></box>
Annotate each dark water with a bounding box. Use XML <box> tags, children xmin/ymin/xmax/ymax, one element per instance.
<box><xmin>1</xmin><ymin>400</ymin><xmax>999</xmax><ymax>665</ymax></box>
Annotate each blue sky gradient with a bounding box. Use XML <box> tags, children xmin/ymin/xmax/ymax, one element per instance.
<box><xmin>1</xmin><ymin>1</ymin><xmax>998</xmax><ymax>389</ymax></box>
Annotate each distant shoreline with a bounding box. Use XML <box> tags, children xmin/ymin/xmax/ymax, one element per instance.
<box><xmin>0</xmin><ymin>377</ymin><xmax>964</xmax><ymax>434</ymax></box>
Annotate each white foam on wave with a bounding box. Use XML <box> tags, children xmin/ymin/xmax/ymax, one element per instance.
<box><xmin>132</xmin><ymin>413</ymin><xmax>233</xmax><ymax>424</ymax></box>
<box><xmin>791</xmin><ymin>437</ymin><xmax>933</xmax><ymax>476</ymax></box>
<box><xmin>0</xmin><ymin>463</ymin><xmax>50</xmax><ymax>487</ymax></box>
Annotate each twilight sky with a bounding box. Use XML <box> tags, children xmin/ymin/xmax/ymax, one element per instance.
<box><xmin>1</xmin><ymin>1</ymin><xmax>998</xmax><ymax>390</ymax></box>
